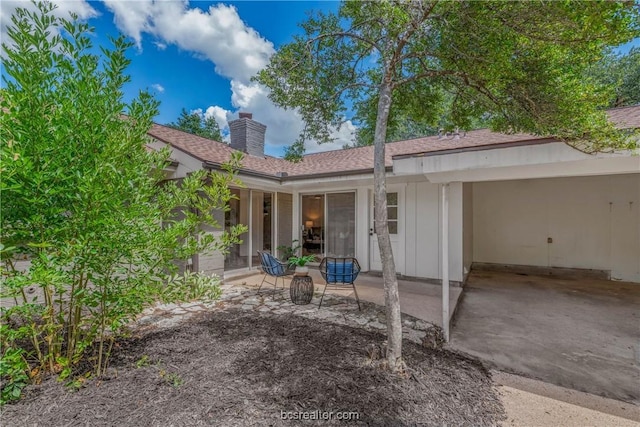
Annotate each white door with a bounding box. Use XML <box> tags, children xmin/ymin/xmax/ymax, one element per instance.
<box><xmin>369</xmin><ymin>188</ymin><xmax>404</xmax><ymax>273</ymax></box>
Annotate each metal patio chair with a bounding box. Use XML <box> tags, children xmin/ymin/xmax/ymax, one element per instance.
<box><xmin>319</xmin><ymin>257</ymin><xmax>361</xmax><ymax>310</ymax></box>
<box><xmin>257</xmin><ymin>251</ymin><xmax>290</xmax><ymax>297</ymax></box>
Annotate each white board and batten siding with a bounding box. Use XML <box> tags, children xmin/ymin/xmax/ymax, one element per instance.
<box><xmin>401</xmin><ymin>181</ymin><xmax>467</xmax><ymax>283</ymax></box>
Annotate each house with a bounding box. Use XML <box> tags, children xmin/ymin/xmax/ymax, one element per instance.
<box><xmin>148</xmin><ymin>107</ymin><xmax>640</xmax><ymax>335</ymax></box>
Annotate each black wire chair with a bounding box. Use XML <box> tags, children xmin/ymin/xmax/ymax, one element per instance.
<box><xmin>319</xmin><ymin>257</ymin><xmax>361</xmax><ymax>310</ymax></box>
<box><xmin>257</xmin><ymin>251</ymin><xmax>290</xmax><ymax>297</ymax></box>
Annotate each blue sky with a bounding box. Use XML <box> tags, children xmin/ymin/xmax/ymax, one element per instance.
<box><xmin>1</xmin><ymin>1</ymin><xmax>346</xmax><ymax>157</ymax></box>
<box><xmin>1</xmin><ymin>1</ymin><xmax>638</xmax><ymax>157</ymax></box>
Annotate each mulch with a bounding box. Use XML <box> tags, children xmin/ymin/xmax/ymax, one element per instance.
<box><xmin>1</xmin><ymin>309</ymin><xmax>505</xmax><ymax>426</ymax></box>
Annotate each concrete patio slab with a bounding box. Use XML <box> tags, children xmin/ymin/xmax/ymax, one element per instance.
<box><xmin>449</xmin><ymin>270</ymin><xmax>640</xmax><ymax>405</ymax></box>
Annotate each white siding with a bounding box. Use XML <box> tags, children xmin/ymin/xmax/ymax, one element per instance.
<box><xmin>410</xmin><ymin>182</ymin><xmax>440</xmax><ymax>278</ymax></box>
<box><xmin>195</xmin><ymin>208</ymin><xmax>226</xmax><ymax>276</ymax></box>
<box><xmin>197</xmin><ymin>233</ymin><xmax>225</xmax><ymax>276</ymax></box>
<box><xmin>405</xmin><ymin>183</ymin><xmax>418</xmax><ymax>276</ymax></box>
<box><xmin>356</xmin><ymin>187</ymin><xmax>370</xmax><ymax>271</ymax></box>
<box><xmin>403</xmin><ymin>181</ymin><xmax>464</xmax><ymax>282</ymax></box>
<box><xmin>277</xmin><ymin>193</ymin><xmax>293</xmax><ymax>259</ymax></box>
<box><xmin>447</xmin><ymin>182</ymin><xmax>464</xmax><ymax>282</ymax></box>
<box><xmin>473</xmin><ymin>174</ymin><xmax>640</xmax><ymax>282</ymax></box>
<box><xmin>462</xmin><ymin>182</ymin><xmax>474</xmax><ymax>280</ymax></box>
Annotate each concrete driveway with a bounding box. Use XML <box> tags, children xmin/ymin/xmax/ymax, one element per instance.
<box><xmin>449</xmin><ymin>270</ymin><xmax>640</xmax><ymax>405</ymax></box>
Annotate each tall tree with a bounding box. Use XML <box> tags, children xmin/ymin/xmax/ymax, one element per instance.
<box><xmin>168</xmin><ymin>108</ymin><xmax>223</xmax><ymax>141</ymax></box>
<box><xmin>256</xmin><ymin>0</ymin><xmax>638</xmax><ymax>370</ymax></box>
<box><xmin>588</xmin><ymin>47</ymin><xmax>640</xmax><ymax>107</ymax></box>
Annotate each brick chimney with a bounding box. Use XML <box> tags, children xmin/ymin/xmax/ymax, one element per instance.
<box><xmin>228</xmin><ymin>112</ymin><xmax>266</xmax><ymax>157</ymax></box>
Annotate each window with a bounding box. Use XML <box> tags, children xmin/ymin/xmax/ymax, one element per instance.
<box><xmin>374</xmin><ymin>192</ymin><xmax>398</xmax><ymax>235</ymax></box>
<box><xmin>387</xmin><ymin>192</ymin><xmax>398</xmax><ymax>234</ymax></box>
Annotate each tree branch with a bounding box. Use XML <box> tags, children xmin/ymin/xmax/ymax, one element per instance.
<box><xmin>390</xmin><ymin>1</ymin><xmax>438</xmax><ymax>69</ymax></box>
<box><xmin>307</xmin><ymin>31</ymin><xmax>382</xmax><ymax>55</ymax></box>
<box><xmin>394</xmin><ymin>68</ymin><xmax>463</xmax><ymax>86</ymax></box>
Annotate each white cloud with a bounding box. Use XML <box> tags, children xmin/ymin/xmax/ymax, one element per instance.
<box><xmin>1</xmin><ymin>0</ymin><xmax>96</xmax><ymax>52</ymax></box>
<box><xmin>100</xmin><ymin>0</ymin><xmax>357</xmax><ymax>155</ymax></box>
<box><xmin>204</xmin><ymin>106</ymin><xmax>231</xmax><ymax>131</ymax></box>
<box><xmin>230</xmin><ymin>80</ymin><xmax>264</xmax><ymax>109</ymax></box>
<box><xmin>101</xmin><ymin>0</ymin><xmax>153</xmax><ymax>49</ymax></box>
<box><xmin>151</xmin><ymin>83</ymin><xmax>165</xmax><ymax>93</ymax></box>
<box><xmin>101</xmin><ymin>0</ymin><xmax>274</xmax><ymax>83</ymax></box>
<box><xmin>306</xmin><ymin>121</ymin><xmax>357</xmax><ymax>154</ymax></box>
<box><xmin>199</xmin><ymin>86</ymin><xmax>356</xmax><ymax>154</ymax></box>
<box><xmin>1</xmin><ymin>0</ymin><xmax>357</xmax><ymax>155</ymax></box>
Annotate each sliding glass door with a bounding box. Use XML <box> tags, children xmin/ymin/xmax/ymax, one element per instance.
<box><xmin>326</xmin><ymin>193</ymin><xmax>356</xmax><ymax>258</ymax></box>
<box><xmin>225</xmin><ymin>188</ymin><xmax>250</xmax><ymax>269</ymax></box>
<box><xmin>225</xmin><ymin>189</ymin><xmax>281</xmax><ymax>271</ymax></box>
<box><xmin>301</xmin><ymin>192</ymin><xmax>355</xmax><ymax>259</ymax></box>
<box><xmin>301</xmin><ymin>194</ymin><xmax>324</xmax><ymax>256</ymax></box>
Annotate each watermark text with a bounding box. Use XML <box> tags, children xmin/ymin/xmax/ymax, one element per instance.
<box><xmin>280</xmin><ymin>410</ymin><xmax>360</xmax><ymax>421</ymax></box>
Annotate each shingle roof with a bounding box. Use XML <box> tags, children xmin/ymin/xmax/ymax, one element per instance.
<box><xmin>148</xmin><ymin>104</ymin><xmax>640</xmax><ymax>179</ymax></box>
<box><xmin>607</xmin><ymin>104</ymin><xmax>640</xmax><ymax>128</ymax></box>
<box><xmin>148</xmin><ymin>123</ymin><xmax>291</xmax><ymax>177</ymax></box>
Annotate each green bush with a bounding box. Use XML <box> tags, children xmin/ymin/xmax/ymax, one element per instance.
<box><xmin>163</xmin><ymin>271</ymin><xmax>222</xmax><ymax>303</ymax></box>
<box><xmin>0</xmin><ymin>328</ymin><xmax>30</xmax><ymax>404</ymax></box>
<box><xmin>0</xmin><ymin>2</ymin><xmax>247</xmax><ymax>402</ymax></box>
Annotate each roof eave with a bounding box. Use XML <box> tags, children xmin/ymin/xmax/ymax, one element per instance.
<box><xmin>279</xmin><ymin>166</ymin><xmax>392</xmax><ymax>181</ymax></box>
<box><xmin>203</xmin><ymin>161</ymin><xmax>393</xmax><ymax>182</ymax></box>
<box><xmin>202</xmin><ymin>161</ymin><xmax>283</xmax><ymax>182</ymax></box>
<box><xmin>391</xmin><ymin>138</ymin><xmax>558</xmax><ymax>161</ymax></box>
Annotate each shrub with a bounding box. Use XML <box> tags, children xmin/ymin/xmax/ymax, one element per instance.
<box><xmin>0</xmin><ymin>2</ymin><xmax>247</xmax><ymax>402</ymax></box>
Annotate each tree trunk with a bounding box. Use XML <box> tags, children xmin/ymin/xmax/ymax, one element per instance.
<box><xmin>373</xmin><ymin>79</ymin><xmax>403</xmax><ymax>371</ymax></box>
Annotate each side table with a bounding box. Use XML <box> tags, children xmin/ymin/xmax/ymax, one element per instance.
<box><xmin>290</xmin><ymin>275</ymin><xmax>314</xmax><ymax>305</ymax></box>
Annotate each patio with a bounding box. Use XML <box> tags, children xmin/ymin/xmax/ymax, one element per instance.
<box><xmin>133</xmin><ymin>270</ymin><xmax>447</xmax><ymax>352</ymax></box>
<box><xmin>224</xmin><ymin>269</ymin><xmax>463</xmax><ymax>328</ymax></box>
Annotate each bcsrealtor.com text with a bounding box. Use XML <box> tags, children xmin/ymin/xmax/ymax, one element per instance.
<box><xmin>280</xmin><ymin>410</ymin><xmax>360</xmax><ymax>421</ymax></box>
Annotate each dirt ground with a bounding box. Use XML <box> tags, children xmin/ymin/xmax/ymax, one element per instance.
<box><xmin>2</xmin><ymin>308</ymin><xmax>505</xmax><ymax>426</ymax></box>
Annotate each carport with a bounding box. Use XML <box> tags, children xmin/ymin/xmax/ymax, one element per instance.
<box><xmin>392</xmin><ymin>113</ymin><xmax>640</xmax><ymax>401</ymax></box>
<box><xmin>395</xmin><ymin>132</ymin><xmax>640</xmax><ymax>330</ymax></box>
<box><xmin>450</xmin><ymin>269</ymin><xmax>640</xmax><ymax>404</ymax></box>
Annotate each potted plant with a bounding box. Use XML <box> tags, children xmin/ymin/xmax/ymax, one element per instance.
<box><xmin>288</xmin><ymin>255</ymin><xmax>316</xmax><ymax>276</ymax></box>
<box><xmin>277</xmin><ymin>239</ymin><xmax>301</xmax><ymax>262</ymax></box>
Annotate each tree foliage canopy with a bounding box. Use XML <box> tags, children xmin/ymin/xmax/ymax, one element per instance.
<box><xmin>589</xmin><ymin>47</ymin><xmax>640</xmax><ymax>108</ymax></box>
<box><xmin>350</xmin><ymin>92</ymin><xmax>490</xmax><ymax>147</ymax></box>
<box><xmin>168</xmin><ymin>108</ymin><xmax>224</xmax><ymax>142</ymax></box>
<box><xmin>257</xmin><ymin>0</ymin><xmax>639</xmax><ymax>153</ymax></box>
<box><xmin>0</xmin><ymin>1</ymin><xmax>245</xmax><ymax>401</ymax></box>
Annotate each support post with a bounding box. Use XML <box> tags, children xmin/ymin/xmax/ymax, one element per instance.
<box><xmin>273</xmin><ymin>192</ymin><xmax>278</xmax><ymax>254</ymax></box>
<box><xmin>441</xmin><ymin>183</ymin><xmax>450</xmax><ymax>342</ymax></box>
<box><xmin>248</xmin><ymin>190</ymin><xmax>253</xmax><ymax>269</ymax></box>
